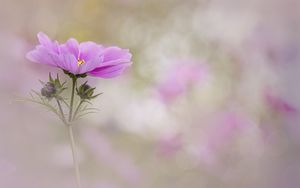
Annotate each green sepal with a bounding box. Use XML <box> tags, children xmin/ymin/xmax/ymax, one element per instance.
<box><xmin>63</xmin><ymin>69</ymin><xmax>87</xmax><ymax>79</ymax></box>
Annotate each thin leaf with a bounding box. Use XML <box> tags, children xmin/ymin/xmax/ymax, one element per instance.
<box><xmin>39</xmin><ymin>80</ymin><xmax>45</xmax><ymax>85</ymax></box>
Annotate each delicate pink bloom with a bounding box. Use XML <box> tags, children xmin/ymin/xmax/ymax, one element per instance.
<box><xmin>26</xmin><ymin>32</ymin><xmax>132</xmax><ymax>78</ymax></box>
<box><xmin>156</xmin><ymin>133</ymin><xmax>182</xmax><ymax>158</ymax></box>
<box><xmin>157</xmin><ymin>60</ymin><xmax>208</xmax><ymax>103</ymax></box>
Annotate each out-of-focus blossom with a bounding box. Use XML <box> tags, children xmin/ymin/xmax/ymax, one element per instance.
<box><xmin>81</xmin><ymin>128</ymin><xmax>141</xmax><ymax>185</ymax></box>
<box><xmin>26</xmin><ymin>32</ymin><xmax>132</xmax><ymax>78</ymax></box>
<box><xmin>194</xmin><ymin>111</ymin><xmax>249</xmax><ymax>166</ymax></box>
<box><xmin>156</xmin><ymin>60</ymin><xmax>208</xmax><ymax>103</ymax></box>
<box><xmin>264</xmin><ymin>89</ymin><xmax>297</xmax><ymax>115</ymax></box>
<box><xmin>156</xmin><ymin>133</ymin><xmax>182</xmax><ymax>158</ymax></box>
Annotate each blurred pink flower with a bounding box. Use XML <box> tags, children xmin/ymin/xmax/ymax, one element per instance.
<box><xmin>156</xmin><ymin>133</ymin><xmax>182</xmax><ymax>158</ymax></box>
<box><xmin>81</xmin><ymin>128</ymin><xmax>141</xmax><ymax>185</ymax></box>
<box><xmin>26</xmin><ymin>32</ymin><xmax>132</xmax><ymax>78</ymax></box>
<box><xmin>264</xmin><ymin>89</ymin><xmax>297</xmax><ymax>114</ymax></box>
<box><xmin>196</xmin><ymin>111</ymin><xmax>249</xmax><ymax>166</ymax></box>
<box><xmin>156</xmin><ymin>60</ymin><xmax>208</xmax><ymax>103</ymax></box>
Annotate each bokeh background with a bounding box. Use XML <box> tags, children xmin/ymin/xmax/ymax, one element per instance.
<box><xmin>1</xmin><ymin>0</ymin><xmax>300</xmax><ymax>187</ymax></box>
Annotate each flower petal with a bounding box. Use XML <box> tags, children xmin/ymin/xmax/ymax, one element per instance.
<box><xmin>37</xmin><ymin>32</ymin><xmax>59</xmax><ymax>53</ymax></box>
<box><xmin>60</xmin><ymin>38</ymin><xmax>79</xmax><ymax>58</ymax></box>
<box><xmin>102</xmin><ymin>47</ymin><xmax>132</xmax><ymax>64</ymax></box>
<box><xmin>57</xmin><ymin>53</ymin><xmax>79</xmax><ymax>75</ymax></box>
<box><xmin>87</xmin><ymin>47</ymin><xmax>132</xmax><ymax>78</ymax></box>
<box><xmin>79</xmin><ymin>42</ymin><xmax>104</xmax><ymax>62</ymax></box>
<box><xmin>88</xmin><ymin>62</ymin><xmax>132</xmax><ymax>78</ymax></box>
<box><xmin>77</xmin><ymin>55</ymin><xmax>104</xmax><ymax>75</ymax></box>
<box><xmin>26</xmin><ymin>45</ymin><xmax>58</xmax><ymax>66</ymax></box>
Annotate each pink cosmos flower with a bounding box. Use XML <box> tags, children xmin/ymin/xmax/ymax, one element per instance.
<box><xmin>26</xmin><ymin>32</ymin><xmax>132</xmax><ymax>78</ymax></box>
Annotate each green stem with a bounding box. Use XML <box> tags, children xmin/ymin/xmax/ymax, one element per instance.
<box><xmin>69</xmin><ymin>77</ymin><xmax>77</xmax><ymax>122</ymax></box>
<box><xmin>68</xmin><ymin>124</ymin><xmax>82</xmax><ymax>188</ymax></box>
<box><xmin>73</xmin><ymin>100</ymin><xmax>84</xmax><ymax>120</ymax></box>
<box><xmin>66</xmin><ymin>77</ymin><xmax>81</xmax><ymax>188</ymax></box>
<box><xmin>56</xmin><ymin>99</ymin><xmax>67</xmax><ymax>124</ymax></box>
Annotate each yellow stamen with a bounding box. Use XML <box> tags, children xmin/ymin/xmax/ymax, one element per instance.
<box><xmin>77</xmin><ymin>59</ymin><xmax>85</xmax><ymax>66</ymax></box>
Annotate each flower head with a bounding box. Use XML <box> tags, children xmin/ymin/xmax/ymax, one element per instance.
<box><xmin>26</xmin><ymin>32</ymin><xmax>132</xmax><ymax>78</ymax></box>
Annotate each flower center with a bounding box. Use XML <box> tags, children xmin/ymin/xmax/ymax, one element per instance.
<box><xmin>77</xmin><ymin>59</ymin><xmax>85</xmax><ymax>66</ymax></box>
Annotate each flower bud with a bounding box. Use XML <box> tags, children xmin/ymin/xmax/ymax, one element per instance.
<box><xmin>77</xmin><ymin>82</ymin><xmax>101</xmax><ymax>100</ymax></box>
<box><xmin>40</xmin><ymin>73</ymin><xmax>67</xmax><ymax>100</ymax></box>
<box><xmin>41</xmin><ymin>82</ymin><xmax>56</xmax><ymax>99</ymax></box>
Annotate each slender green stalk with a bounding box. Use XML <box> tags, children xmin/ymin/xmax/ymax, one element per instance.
<box><xmin>73</xmin><ymin>100</ymin><xmax>84</xmax><ymax>120</ymax></box>
<box><xmin>69</xmin><ymin>77</ymin><xmax>77</xmax><ymax>122</ymax></box>
<box><xmin>68</xmin><ymin>124</ymin><xmax>82</xmax><ymax>188</ymax></box>
<box><xmin>56</xmin><ymin>99</ymin><xmax>67</xmax><ymax>124</ymax></box>
<box><xmin>67</xmin><ymin>77</ymin><xmax>82</xmax><ymax>188</ymax></box>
